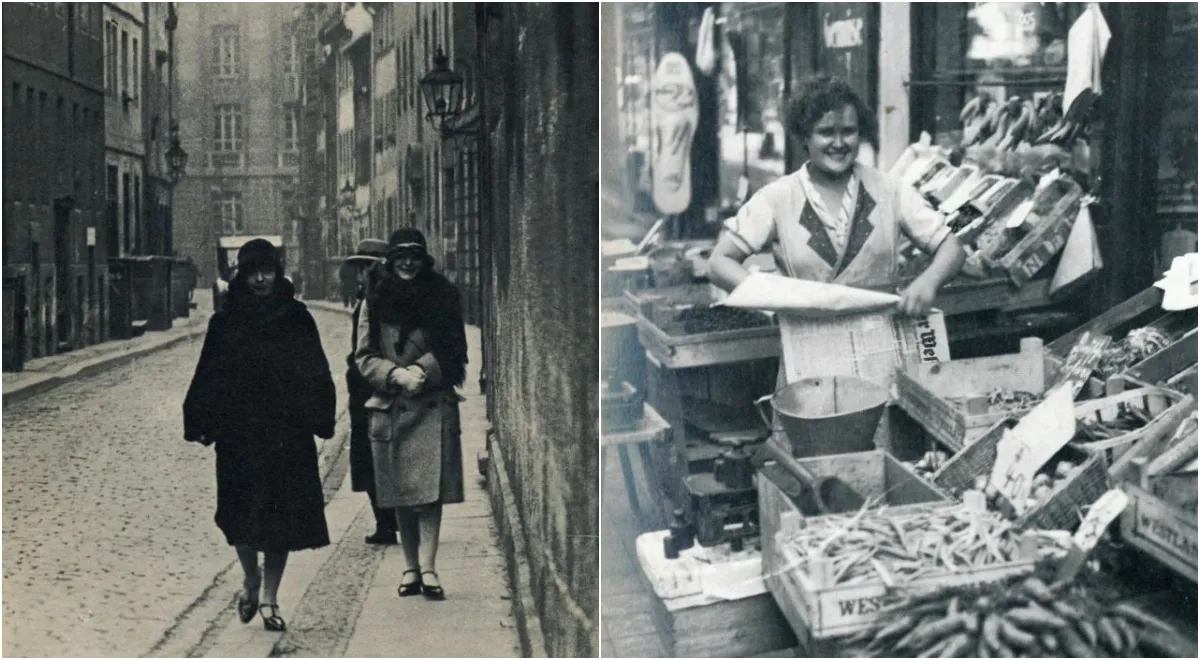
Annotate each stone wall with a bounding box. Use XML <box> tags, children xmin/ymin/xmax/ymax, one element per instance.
<box><xmin>479</xmin><ymin>4</ymin><xmax>599</xmax><ymax>657</ymax></box>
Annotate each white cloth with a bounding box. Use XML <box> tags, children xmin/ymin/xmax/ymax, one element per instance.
<box><xmin>1063</xmin><ymin>3</ymin><xmax>1111</xmax><ymax>115</ymax></box>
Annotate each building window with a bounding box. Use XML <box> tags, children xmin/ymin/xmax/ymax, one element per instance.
<box><xmin>121</xmin><ymin>29</ymin><xmax>128</xmax><ymax>97</ymax></box>
<box><xmin>11</xmin><ymin>82</ymin><xmax>20</xmax><ymax>110</ymax></box>
<box><xmin>214</xmin><ymin>25</ymin><xmax>239</xmax><ymax>76</ymax></box>
<box><xmin>213</xmin><ymin>104</ymin><xmax>243</xmax><ymax>152</ymax></box>
<box><xmin>217</xmin><ymin>192</ymin><xmax>244</xmax><ymax>234</ymax></box>
<box><xmin>104</xmin><ymin>21</ymin><xmax>117</xmax><ymax>96</ymax></box>
<box><xmin>283</xmin><ymin>105</ymin><xmax>299</xmax><ymax>151</ymax></box>
<box><xmin>132</xmin><ymin>37</ymin><xmax>139</xmax><ymax>103</ymax></box>
<box><xmin>283</xmin><ymin>32</ymin><xmax>298</xmax><ymax>75</ymax></box>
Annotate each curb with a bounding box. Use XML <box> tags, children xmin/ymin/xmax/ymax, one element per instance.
<box><xmin>2</xmin><ymin>321</ymin><xmax>210</xmax><ymax>405</ymax></box>
<box><xmin>487</xmin><ymin>430</ymin><xmax>550</xmax><ymax>658</ymax></box>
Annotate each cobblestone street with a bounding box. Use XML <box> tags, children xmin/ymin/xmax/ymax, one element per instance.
<box><xmin>2</xmin><ymin>306</ymin><xmax>354</xmax><ymax>657</ymax></box>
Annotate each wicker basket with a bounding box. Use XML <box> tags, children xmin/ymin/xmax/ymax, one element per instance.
<box><xmin>932</xmin><ymin>419</ymin><xmax>1111</xmax><ymax>532</ymax></box>
<box><xmin>1071</xmin><ymin>386</ymin><xmax>1194</xmax><ymax>468</ymax></box>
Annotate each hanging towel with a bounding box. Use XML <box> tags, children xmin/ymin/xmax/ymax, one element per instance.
<box><xmin>696</xmin><ymin>7</ymin><xmax>716</xmax><ymax>76</ymax></box>
<box><xmin>1063</xmin><ymin>3</ymin><xmax>1111</xmax><ymax>116</ymax></box>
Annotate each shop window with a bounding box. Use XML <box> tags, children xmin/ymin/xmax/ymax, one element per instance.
<box><xmin>1155</xmin><ymin>4</ymin><xmax>1198</xmax><ymax>216</ymax></box>
<box><xmin>910</xmin><ymin>3</ymin><xmax>1085</xmax><ymax>147</ymax></box>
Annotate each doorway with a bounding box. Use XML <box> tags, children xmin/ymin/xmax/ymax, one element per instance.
<box><xmin>54</xmin><ymin>199</ymin><xmax>73</xmax><ymax>350</ymax></box>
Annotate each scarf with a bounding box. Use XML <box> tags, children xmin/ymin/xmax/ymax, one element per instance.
<box><xmin>366</xmin><ymin>267</ymin><xmax>468</xmax><ymax>388</ymax></box>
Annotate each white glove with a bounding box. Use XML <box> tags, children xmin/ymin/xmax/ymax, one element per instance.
<box><xmin>389</xmin><ymin>366</ymin><xmax>426</xmax><ymax>396</ymax></box>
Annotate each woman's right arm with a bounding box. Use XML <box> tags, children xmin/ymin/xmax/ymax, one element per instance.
<box><xmin>708</xmin><ymin>192</ymin><xmax>776</xmax><ymax>293</ymax></box>
<box><xmin>353</xmin><ymin>299</ymin><xmax>401</xmax><ymax>393</ymax></box>
<box><xmin>707</xmin><ymin>235</ymin><xmax>754</xmax><ymax>293</ymax></box>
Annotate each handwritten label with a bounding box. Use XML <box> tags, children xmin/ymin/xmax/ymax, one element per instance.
<box><xmin>989</xmin><ymin>383</ymin><xmax>1077</xmax><ymax>512</ymax></box>
<box><xmin>1073</xmin><ymin>489</ymin><xmax>1129</xmax><ymax>551</ymax></box>
<box><xmin>1054</xmin><ymin>331</ymin><xmax>1112</xmax><ymax>397</ymax></box>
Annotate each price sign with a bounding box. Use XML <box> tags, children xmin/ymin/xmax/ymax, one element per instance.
<box><xmin>1054</xmin><ymin>331</ymin><xmax>1111</xmax><ymax>398</ymax></box>
<box><xmin>989</xmin><ymin>383</ymin><xmax>1077</xmax><ymax>513</ymax></box>
<box><xmin>1073</xmin><ymin>489</ymin><xmax>1129</xmax><ymax>551</ymax></box>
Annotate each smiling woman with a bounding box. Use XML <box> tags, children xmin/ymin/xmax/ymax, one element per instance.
<box><xmin>706</xmin><ymin>73</ymin><xmax>968</xmax><ymax>387</ymax></box>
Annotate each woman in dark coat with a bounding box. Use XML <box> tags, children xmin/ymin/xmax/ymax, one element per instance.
<box><xmin>355</xmin><ymin>228</ymin><xmax>468</xmax><ymax>600</ymax></box>
<box><xmin>183</xmin><ymin>238</ymin><xmax>336</xmax><ymax>632</ymax></box>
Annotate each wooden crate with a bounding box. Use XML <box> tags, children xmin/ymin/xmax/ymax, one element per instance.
<box><xmin>1120</xmin><ymin>479</ymin><xmax>1198</xmax><ymax>583</ymax></box>
<box><xmin>895</xmin><ymin>339</ymin><xmax>1048</xmax><ymax>451</ymax></box>
<box><xmin>995</xmin><ymin>187</ymin><xmax>1083</xmax><ymax>287</ymax></box>
<box><xmin>633</xmin><ymin>530</ymin><xmax>799</xmax><ymax>658</ymax></box>
<box><xmin>932</xmin><ymin>420</ymin><xmax>1112</xmax><ymax>532</ymax></box>
<box><xmin>627</xmin><ymin>284</ymin><xmax>781</xmax><ymax>369</ymax></box>
<box><xmin>1070</xmin><ymin>386</ymin><xmax>1195</xmax><ymax>468</ymax></box>
<box><xmin>757</xmin><ymin>452</ymin><xmax>1033</xmax><ymax>646</ymax></box>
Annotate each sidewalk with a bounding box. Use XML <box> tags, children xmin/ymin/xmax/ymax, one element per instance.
<box><xmin>2</xmin><ymin>291</ymin><xmax>214</xmax><ymax>404</ymax></box>
<box><xmin>198</xmin><ymin>298</ymin><xmax>522</xmax><ymax>658</ymax></box>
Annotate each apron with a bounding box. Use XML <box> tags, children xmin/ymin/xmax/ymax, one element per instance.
<box><xmin>764</xmin><ymin>166</ymin><xmax>910</xmax><ymax>451</ymax></box>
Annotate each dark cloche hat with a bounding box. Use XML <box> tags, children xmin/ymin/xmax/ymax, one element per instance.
<box><xmin>237</xmin><ymin>238</ymin><xmax>282</xmax><ymax>272</ymax></box>
<box><xmin>388</xmin><ymin>227</ymin><xmax>428</xmax><ymax>253</ymax></box>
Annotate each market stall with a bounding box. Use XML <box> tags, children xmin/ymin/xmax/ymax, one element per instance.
<box><xmin>603</xmin><ymin>3</ymin><xmax>1198</xmax><ymax>657</ymax></box>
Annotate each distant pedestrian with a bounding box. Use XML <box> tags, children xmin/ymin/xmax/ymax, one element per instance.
<box><xmin>343</xmin><ymin>238</ymin><xmax>399</xmax><ymax>545</ymax></box>
<box><xmin>182</xmin><ymin>238</ymin><xmax>336</xmax><ymax>632</ymax></box>
<box><xmin>339</xmin><ymin>261</ymin><xmax>358</xmax><ymax>308</ymax></box>
<box><xmin>356</xmin><ymin>228</ymin><xmax>468</xmax><ymax>601</ymax></box>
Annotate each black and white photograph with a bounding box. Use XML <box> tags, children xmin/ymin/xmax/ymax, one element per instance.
<box><xmin>600</xmin><ymin>3</ymin><xmax>1198</xmax><ymax>657</ymax></box>
<box><xmin>3</xmin><ymin>2</ymin><xmax>598</xmax><ymax>657</ymax></box>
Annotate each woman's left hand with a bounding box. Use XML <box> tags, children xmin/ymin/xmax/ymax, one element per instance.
<box><xmin>897</xmin><ymin>276</ymin><xmax>939</xmax><ymax>317</ymax></box>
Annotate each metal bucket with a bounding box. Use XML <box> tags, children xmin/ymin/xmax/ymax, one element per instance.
<box><xmin>755</xmin><ymin>376</ymin><xmax>888</xmax><ymax>458</ymax></box>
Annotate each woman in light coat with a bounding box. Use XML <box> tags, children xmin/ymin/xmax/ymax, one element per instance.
<box><xmin>355</xmin><ymin>228</ymin><xmax>468</xmax><ymax>600</ymax></box>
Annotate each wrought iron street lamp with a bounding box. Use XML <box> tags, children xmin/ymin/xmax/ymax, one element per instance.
<box><xmin>166</xmin><ymin>134</ymin><xmax>189</xmax><ymax>186</ymax></box>
<box><xmin>419</xmin><ymin>47</ymin><xmax>473</xmax><ymax>136</ymax></box>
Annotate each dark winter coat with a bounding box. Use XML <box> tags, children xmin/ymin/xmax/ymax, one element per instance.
<box><xmin>347</xmin><ymin>294</ymin><xmax>377</xmax><ymax>493</ymax></box>
<box><xmin>183</xmin><ymin>277</ymin><xmax>336</xmax><ymax>552</ymax></box>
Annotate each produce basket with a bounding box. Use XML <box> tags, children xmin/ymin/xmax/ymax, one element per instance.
<box><xmin>932</xmin><ymin>419</ymin><xmax>1110</xmax><ymax>532</ymax></box>
<box><xmin>625</xmin><ymin>284</ymin><xmax>780</xmax><ymax>369</ymax></box>
<box><xmin>758</xmin><ymin>456</ymin><xmax>1038</xmax><ymax>646</ymax></box>
<box><xmin>895</xmin><ymin>338</ymin><xmax>1049</xmax><ymax>450</ymax></box>
<box><xmin>1070</xmin><ymin>386</ymin><xmax>1194</xmax><ymax>468</ymax></box>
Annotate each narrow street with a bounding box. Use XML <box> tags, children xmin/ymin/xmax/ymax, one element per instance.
<box><xmin>2</xmin><ymin>304</ymin><xmax>520</xmax><ymax>658</ymax></box>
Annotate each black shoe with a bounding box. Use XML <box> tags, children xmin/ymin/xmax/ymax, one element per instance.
<box><xmin>397</xmin><ymin>569</ymin><xmax>422</xmax><ymax>597</ymax></box>
<box><xmin>421</xmin><ymin>571</ymin><xmax>445</xmax><ymax>601</ymax></box>
<box><xmin>260</xmin><ymin>604</ymin><xmax>286</xmax><ymax>632</ymax></box>
<box><xmin>364</xmin><ymin>530</ymin><xmax>398</xmax><ymax>545</ymax></box>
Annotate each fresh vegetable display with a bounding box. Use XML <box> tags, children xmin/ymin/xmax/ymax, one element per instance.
<box><xmin>837</xmin><ymin>565</ymin><xmax>1195</xmax><ymax>657</ymax></box>
<box><xmin>945</xmin><ymin>388</ymin><xmax>1042</xmax><ymax>415</ymax></box>
<box><xmin>777</xmin><ymin>505</ymin><xmax>1059</xmax><ymax>587</ymax></box>
<box><xmin>971</xmin><ymin>459</ymin><xmax>1084</xmax><ymax>517</ymax></box>
<box><xmin>1075</xmin><ymin>407</ymin><xmax>1150</xmax><ymax>443</ymax></box>
<box><xmin>1096</xmin><ymin>326</ymin><xmax>1173</xmax><ymax>377</ymax></box>
<box><xmin>907</xmin><ymin>450</ymin><xmax>951</xmax><ymax>482</ymax></box>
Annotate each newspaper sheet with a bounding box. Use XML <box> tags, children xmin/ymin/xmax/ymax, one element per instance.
<box><xmin>778</xmin><ymin>310</ymin><xmax>950</xmax><ymax>393</ymax></box>
<box><xmin>722</xmin><ymin>274</ymin><xmax>952</xmax><ymax>391</ymax></box>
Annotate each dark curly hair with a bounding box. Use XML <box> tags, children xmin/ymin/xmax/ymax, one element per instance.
<box><xmin>786</xmin><ymin>75</ymin><xmax>877</xmax><ymax>149</ymax></box>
